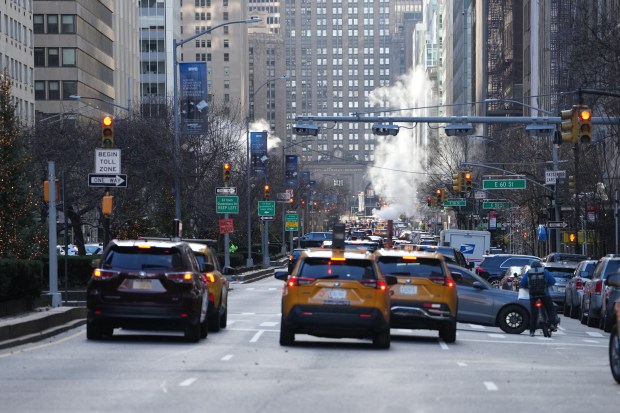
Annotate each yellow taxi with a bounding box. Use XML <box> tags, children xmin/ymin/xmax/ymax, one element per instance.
<box><xmin>375</xmin><ymin>249</ymin><xmax>458</xmax><ymax>342</ymax></box>
<box><xmin>187</xmin><ymin>242</ymin><xmax>229</xmax><ymax>332</ymax></box>
<box><xmin>274</xmin><ymin>226</ymin><xmax>397</xmax><ymax>348</ymax></box>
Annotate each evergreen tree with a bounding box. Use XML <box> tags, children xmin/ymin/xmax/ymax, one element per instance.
<box><xmin>0</xmin><ymin>70</ymin><xmax>39</xmax><ymax>258</ymax></box>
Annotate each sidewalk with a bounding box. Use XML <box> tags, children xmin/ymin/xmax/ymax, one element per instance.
<box><xmin>0</xmin><ymin>262</ymin><xmax>283</xmax><ymax>351</ymax></box>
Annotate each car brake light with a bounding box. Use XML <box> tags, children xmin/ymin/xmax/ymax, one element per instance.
<box><xmin>575</xmin><ymin>279</ymin><xmax>583</xmax><ymax>290</ymax></box>
<box><xmin>137</xmin><ymin>244</ymin><xmax>151</xmax><ymax>249</ymax></box>
<box><xmin>330</xmin><ymin>257</ymin><xmax>346</xmax><ymax>261</ymax></box>
<box><xmin>287</xmin><ymin>277</ymin><xmax>315</xmax><ymax>287</ymax></box>
<box><xmin>595</xmin><ymin>280</ymin><xmax>603</xmax><ymax>294</ymax></box>
<box><xmin>430</xmin><ymin>277</ymin><xmax>453</xmax><ymax>286</ymax></box>
<box><xmin>359</xmin><ymin>280</ymin><xmax>388</xmax><ymax>290</ymax></box>
<box><xmin>535</xmin><ymin>299</ymin><xmax>543</xmax><ymax>308</ymax></box>
<box><xmin>165</xmin><ymin>272</ymin><xmax>194</xmax><ymax>283</ymax></box>
<box><xmin>92</xmin><ymin>268</ymin><xmax>119</xmax><ymax>280</ymax></box>
<box><xmin>402</xmin><ymin>256</ymin><xmax>417</xmax><ymax>261</ymax></box>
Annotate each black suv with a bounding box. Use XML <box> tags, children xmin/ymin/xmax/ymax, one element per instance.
<box><xmin>87</xmin><ymin>240</ymin><xmax>209</xmax><ymax>342</ymax></box>
<box><xmin>298</xmin><ymin>232</ymin><xmax>332</xmax><ymax>248</ymax></box>
<box><xmin>476</xmin><ymin>254</ymin><xmax>541</xmax><ymax>286</ymax></box>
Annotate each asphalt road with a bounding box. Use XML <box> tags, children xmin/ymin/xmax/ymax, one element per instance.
<box><xmin>1</xmin><ymin>276</ymin><xmax>618</xmax><ymax>413</ymax></box>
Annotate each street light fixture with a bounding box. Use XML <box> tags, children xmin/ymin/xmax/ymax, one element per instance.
<box><xmin>172</xmin><ymin>17</ymin><xmax>261</xmax><ymax>238</ymax></box>
<box><xmin>245</xmin><ymin>74</ymin><xmax>288</xmax><ymax>267</ymax></box>
<box><xmin>69</xmin><ymin>95</ymin><xmax>130</xmax><ymax>113</ymax></box>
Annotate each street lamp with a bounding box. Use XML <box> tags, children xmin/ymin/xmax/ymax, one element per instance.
<box><xmin>69</xmin><ymin>95</ymin><xmax>130</xmax><ymax>113</ymax></box>
<box><xmin>172</xmin><ymin>17</ymin><xmax>260</xmax><ymax>238</ymax></box>
<box><xmin>245</xmin><ymin>75</ymin><xmax>287</xmax><ymax>267</ymax></box>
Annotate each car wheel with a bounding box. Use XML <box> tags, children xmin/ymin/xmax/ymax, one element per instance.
<box><xmin>184</xmin><ymin>320</ymin><xmax>201</xmax><ymax>343</ymax></box>
<box><xmin>570</xmin><ymin>302</ymin><xmax>580</xmax><ymax>319</ymax></box>
<box><xmin>610</xmin><ymin>326</ymin><xmax>620</xmax><ymax>384</ymax></box>
<box><xmin>279</xmin><ymin>323</ymin><xmax>295</xmax><ymax>346</ymax></box>
<box><xmin>587</xmin><ymin>312</ymin><xmax>599</xmax><ymax>328</ymax></box>
<box><xmin>439</xmin><ymin>320</ymin><xmax>457</xmax><ymax>343</ymax></box>
<box><xmin>498</xmin><ymin>305</ymin><xmax>528</xmax><ymax>334</ymax></box>
<box><xmin>219</xmin><ymin>306</ymin><xmax>228</xmax><ymax>329</ymax></box>
<box><xmin>563</xmin><ymin>295</ymin><xmax>571</xmax><ymax>317</ymax></box>
<box><xmin>580</xmin><ymin>303</ymin><xmax>588</xmax><ymax>325</ymax></box>
<box><xmin>200</xmin><ymin>315</ymin><xmax>209</xmax><ymax>339</ymax></box>
<box><xmin>208</xmin><ymin>302</ymin><xmax>222</xmax><ymax>333</ymax></box>
<box><xmin>373</xmin><ymin>329</ymin><xmax>391</xmax><ymax>349</ymax></box>
<box><xmin>86</xmin><ymin>321</ymin><xmax>103</xmax><ymax>340</ymax></box>
<box><xmin>602</xmin><ymin>311</ymin><xmax>614</xmax><ymax>333</ymax></box>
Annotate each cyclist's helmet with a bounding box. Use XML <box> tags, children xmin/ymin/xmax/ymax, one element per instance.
<box><xmin>530</xmin><ymin>261</ymin><xmax>542</xmax><ymax>268</ymax></box>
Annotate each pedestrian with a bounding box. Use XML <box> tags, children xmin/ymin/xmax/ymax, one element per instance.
<box><xmin>519</xmin><ymin>261</ymin><xmax>557</xmax><ymax>336</ymax></box>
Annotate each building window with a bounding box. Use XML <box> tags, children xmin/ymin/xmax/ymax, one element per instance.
<box><xmin>34</xmin><ymin>48</ymin><xmax>45</xmax><ymax>66</ymax></box>
<box><xmin>62</xmin><ymin>81</ymin><xmax>77</xmax><ymax>100</ymax></box>
<box><xmin>224</xmin><ymin>80</ymin><xmax>230</xmax><ymax>89</ymax></box>
<box><xmin>35</xmin><ymin>81</ymin><xmax>45</xmax><ymax>100</ymax></box>
<box><xmin>207</xmin><ymin>53</ymin><xmax>211</xmax><ymax>62</ymax></box>
<box><xmin>224</xmin><ymin>94</ymin><xmax>229</xmax><ymax>102</ymax></box>
<box><xmin>223</xmin><ymin>26</ymin><xmax>228</xmax><ymax>34</ymax></box>
<box><xmin>47</xmin><ymin>15</ymin><xmax>59</xmax><ymax>34</ymax></box>
<box><xmin>48</xmin><ymin>81</ymin><xmax>60</xmax><ymax>100</ymax></box>
<box><xmin>224</xmin><ymin>66</ymin><xmax>229</xmax><ymax>76</ymax></box>
<box><xmin>223</xmin><ymin>0</ymin><xmax>228</xmax><ymax>6</ymax></box>
<box><xmin>61</xmin><ymin>15</ymin><xmax>76</xmax><ymax>34</ymax></box>
<box><xmin>33</xmin><ymin>15</ymin><xmax>44</xmax><ymax>33</ymax></box>
<box><xmin>224</xmin><ymin>53</ymin><xmax>229</xmax><ymax>62</ymax></box>
<box><xmin>62</xmin><ymin>49</ymin><xmax>76</xmax><ymax>66</ymax></box>
<box><xmin>207</xmin><ymin>40</ymin><xmax>211</xmax><ymax>48</ymax></box>
<box><xmin>223</xmin><ymin>39</ymin><xmax>229</xmax><ymax>48</ymax></box>
<box><xmin>47</xmin><ymin>48</ymin><xmax>59</xmax><ymax>66</ymax></box>
<box><xmin>223</xmin><ymin>12</ymin><xmax>228</xmax><ymax>21</ymax></box>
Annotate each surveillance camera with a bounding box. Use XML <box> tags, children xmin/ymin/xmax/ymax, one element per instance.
<box><xmin>292</xmin><ymin>124</ymin><xmax>320</xmax><ymax>136</ymax></box>
<box><xmin>444</xmin><ymin>123</ymin><xmax>473</xmax><ymax>136</ymax></box>
<box><xmin>371</xmin><ymin>123</ymin><xmax>400</xmax><ymax>136</ymax></box>
<box><xmin>526</xmin><ymin>123</ymin><xmax>555</xmax><ymax>137</ymax></box>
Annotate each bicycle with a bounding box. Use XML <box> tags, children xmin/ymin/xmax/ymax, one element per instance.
<box><xmin>534</xmin><ymin>296</ymin><xmax>553</xmax><ymax>337</ymax></box>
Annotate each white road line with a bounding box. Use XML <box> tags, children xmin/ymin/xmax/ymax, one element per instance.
<box><xmin>246</xmin><ymin>288</ymin><xmax>256</xmax><ymax>291</ymax></box>
<box><xmin>395</xmin><ymin>329</ymin><xmax>411</xmax><ymax>334</ymax></box>
<box><xmin>221</xmin><ymin>354</ymin><xmax>234</xmax><ymax>361</ymax></box>
<box><xmin>583</xmin><ymin>339</ymin><xmax>600</xmax><ymax>344</ymax></box>
<box><xmin>226</xmin><ymin>320</ymin><xmax>237</xmax><ymax>326</ymax></box>
<box><xmin>438</xmin><ymin>340</ymin><xmax>449</xmax><ymax>350</ymax></box>
<box><xmin>457</xmin><ymin>362</ymin><xmax>468</xmax><ymax>367</ymax></box>
<box><xmin>249</xmin><ymin>330</ymin><xmax>265</xmax><ymax>343</ymax></box>
<box><xmin>469</xmin><ymin>324</ymin><xmax>486</xmax><ymax>329</ymax></box>
<box><xmin>179</xmin><ymin>378</ymin><xmax>197</xmax><ymax>387</ymax></box>
<box><xmin>586</xmin><ymin>331</ymin><xmax>604</xmax><ymax>337</ymax></box>
<box><xmin>484</xmin><ymin>381</ymin><xmax>498</xmax><ymax>391</ymax></box>
<box><xmin>241</xmin><ymin>312</ymin><xmax>256</xmax><ymax>315</ymax></box>
<box><xmin>260</xmin><ymin>321</ymin><xmax>279</xmax><ymax>327</ymax></box>
<box><xmin>268</xmin><ymin>287</ymin><xmax>277</xmax><ymax>291</ymax></box>
<box><xmin>536</xmin><ymin>336</ymin><xmax>554</xmax><ymax>340</ymax></box>
<box><xmin>160</xmin><ymin>381</ymin><xmax>168</xmax><ymax>394</ymax></box>
<box><xmin>488</xmin><ymin>333</ymin><xmax>506</xmax><ymax>339</ymax></box>
<box><xmin>557</xmin><ymin>325</ymin><xmax>566</xmax><ymax>331</ymax></box>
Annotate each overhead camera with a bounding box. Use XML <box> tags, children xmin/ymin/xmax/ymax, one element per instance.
<box><xmin>371</xmin><ymin>123</ymin><xmax>400</xmax><ymax>136</ymax></box>
<box><xmin>444</xmin><ymin>123</ymin><xmax>473</xmax><ymax>136</ymax></box>
<box><xmin>292</xmin><ymin>124</ymin><xmax>320</xmax><ymax>136</ymax></box>
<box><xmin>525</xmin><ymin>123</ymin><xmax>555</xmax><ymax>137</ymax></box>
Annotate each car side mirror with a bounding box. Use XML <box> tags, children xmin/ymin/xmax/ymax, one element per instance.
<box><xmin>274</xmin><ymin>270</ymin><xmax>289</xmax><ymax>281</ymax></box>
<box><xmin>607</xmin><ymin>273</ymin><xmax>620</xmax><ymax>287</ymax></box>
<box><xmin>450</xmin><ymin>272</ymin><xmax>462</xmax><ymax>282</ymax></box>
<box><xmin>202</xmin><ymin>263</ymin><xmax>215</xmax><ymax>273</ymax></box>
<box><xmin>472</xmin><ymin>281</ymin><xmax>485</xmax><ymax>289</ymax></box>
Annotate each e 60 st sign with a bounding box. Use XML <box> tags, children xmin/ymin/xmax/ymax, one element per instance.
<box><xmin>482</xmin><ymin>179</ymin><xmax>526</xmax><ymax>190</ymax></box>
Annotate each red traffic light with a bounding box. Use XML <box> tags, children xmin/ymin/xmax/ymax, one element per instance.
<box><xmin>102</xmin><ymin>116</ymin><xmax>113</xmax><ymax>127</ymax></box>
<box><xmin>223</xmin><ymin>163</ymin><xmax>231</xmax><ymax>170</ymax></box>
<box><xmin>579</xmin><ymin>109</ymin><xmax>591</xmax><ymax>121</ymax></box>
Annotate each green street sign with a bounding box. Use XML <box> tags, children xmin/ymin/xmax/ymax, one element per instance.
<box><xmin>482</xmin><ymin>201</ymin><xmax>513</xmax><ymax>209</ymax></box>
<box><xmin>443</xmin><ymin>199</ymin><xmax>466</xmax><ymax>207</ymax></box>
<box><xmin>216</xmin><ymin>195</ymin><xmax>239</xmax><ymax>214</ymax></box>
<box><xmin>482</xmin><ymin>179</ymin><xmax>526</xmax><ymax>190</ymax></box>
<box><xmin>258</xmin><ymin>200</ymin><xmax>276</xmax><ymax>216</ymax></box>
<box><xmin>285</xmin><ymin>213</ymin><xmax>299</xmax><ymax>231</ymax></box>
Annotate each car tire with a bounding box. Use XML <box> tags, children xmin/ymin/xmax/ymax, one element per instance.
<box><xmin>570</xmin><ymin>302</ymin><xmax>580</xmax><ymax>319</ymax></box>
<box><xmin>279</xmin><ymin>323</ymin><xmax>295</xmax><ymax>346</ymax></box>
<box><xmin>86</xmin><ymin>321</ymin><xmax>103</xmax><ymax>340</ymax></box>
<box><xmin>498</xmin><ymin>305</ymin><xmax>528</xmax><ymax>334</ymax></box>
<box><xmin>200</xmin><ymin>315</ymin><xmax>209</xmax><ymax>339</ymax></box>
<box><xmin>587</xmin><ymin>312</ymin><xmax>599</xmax><ymax>328</ymax></box>
<box><xmin>602</xmin><ymin>311</ymin><xmax>614</xmax><ymax>333</ymax></box>
<box><xmin>563</xmin><ymin>295</ymin><xmax>571</xmax><ymax>317</ymax></box>
<box><xmin>439</xmin><ymin>320</ymin><xmax>457</xmax><ymax>343</ymax></box>
<box><xmin>373</xmin><ymin>329</ymin><xmax>391</xmax><ymax>349</ymax></box>
<box><xmin>184</xmin><ymin>320</ymin><xmax>201</xmax><ymax>343</ymax></box>
<box><xmin>219</xmin><ymin>306</ymin><xmax>228</xmax><ymax>329</ymax></box>
<box><xmin>610</xmin><ymin>326</ymin><xmax>620</xmax><ymax>384</ymax></box>
<box><xmin>580</xmin><ymin>304</ymin><xmax>588</xmax><ymax>325</ymax></box>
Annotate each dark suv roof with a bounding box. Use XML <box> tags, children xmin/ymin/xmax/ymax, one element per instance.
<box><xmin>477</xmin><ymin>254</ymin><xmax>541</xmax><ymax>279</ymax></box>
<box><xmin>542</xmin><ymin>253</ymin><xmax>590</xmax><ymax>263</ymax></box>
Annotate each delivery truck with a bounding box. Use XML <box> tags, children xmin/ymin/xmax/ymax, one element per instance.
<box><xmin>439</xmin><ymin>229</ymin><xmax>491</xmax><ymax>268</ymax></box>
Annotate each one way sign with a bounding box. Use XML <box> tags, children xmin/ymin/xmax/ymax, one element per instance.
<box><xmin>88</xmin><ymin>173</ymin><xmax>127</xmax><ymax>187</ymax></box>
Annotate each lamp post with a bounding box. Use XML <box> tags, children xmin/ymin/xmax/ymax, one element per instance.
<box><xmin>245</xmin><ymin>75</ymin><xmax>287</xmax><ymax>267</ymax></box>
<box><xmin>172</xmin><ymin>18</ymin><xmax>260</xmax><ymax>238</ymax></box>
<box><xmin>69</xmin><ymin>95</ymin><xmax>130</xmax><ymax>113</ymax></box>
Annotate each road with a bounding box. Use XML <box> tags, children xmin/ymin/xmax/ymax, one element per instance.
<box><xmin>1</xmin><ymin>276</ymin><xmax>618</xmax><ymax>412</ymax></box>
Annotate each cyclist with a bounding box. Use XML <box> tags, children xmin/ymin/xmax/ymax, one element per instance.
<box><xmin>519</xmin><ymin>261</ymin><xmax>557</xmax><ymax>336</ymax></box>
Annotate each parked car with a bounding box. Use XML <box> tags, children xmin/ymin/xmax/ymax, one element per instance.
<box><xmin>542</xmin><ymin>253</ymin><xmax>589</xmax><ymax>263</ymax></box>
<box><xmin>476</xmin><ymin>254</ymin><xmax>541</xmax><ymax>287</ymax></box>
<box><xmin>447</xmin><ymin>263</ymin><xmax>530</xmax><ymax>334</ymax></box>
<box><xmin>542</xmin><ymin>261</ymin><xmax>579</xmax><ymax>306</ymax></box>
<box><xmin>85</xmin><ymin>243</ymin><xmax>103</xmax><ymax>255</ymax></box>
<box><xmin>414</xmin><ymin>245</ymin><xmax>471</xmax><ymax>269</ymax></box>
<box><xmin>288</xmin><ymin>248</ymin><xmax>306</xmax><ymax>274</ymax></box>
<box><xmin>298</xmin><ymin>232</ymin><xmax>333</xmax><ymax>248</ymax></box>
<box><xmin>581</xmin><ymin>255</ymin><xmax>620</xmax><ymax>327</ymax></box>
<box><xmin>498</xmin><ymin>266</ymin><xmax>525</xmax><ymax>290</ymax></box>
<box><xmin>86</xmin><ymin>239</ymin><xmax>209</xmax><ymax>342</ymax></box>
<box><xmin>610</xmin><ymin>301</ymin><xmax>620</xmax><ymax>384</ymax></box>
<box><xmin>564</xmin><ymin>259</ymin><xmax>597</xmax><ymax>319</ymax></box>
<box><xmin>600</xmin><ymin>270</ymin><xmax>620</xmax><ymax>332</ymax></box>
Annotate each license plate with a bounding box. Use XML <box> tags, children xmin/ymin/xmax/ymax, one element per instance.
<box><xmin>133</xmin><ymin>279</ymin><xmax>152</xmax><ymax>290</ymax></box>
<box><xmin>400</xmin><ymin>285</ymin><xmax>418</xmax><ymax>295</ymax></box>
<box><xmin>557</xmin><ymin>286</ymin><xmax>565</xmax><ymax>293</ymax></box>
<box><xmin>328</xmin><ymin>288</ymin><xmax>347</xmax><ymax>300</ymax></box>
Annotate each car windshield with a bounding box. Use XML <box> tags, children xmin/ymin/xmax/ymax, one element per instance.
<box><xmin>377</xmin><ymin>256</ymin><xmax>444</xmax><ymax>278</ymax></box>
<box><xmin>103</xmin><ymin>246</ymin><xmax>184</xmax><ymax>270</ymax></box>
<box><xmin>297</xmin><ymin>257</ymin><xmax>375</xmax><ymax>280</ymax></box>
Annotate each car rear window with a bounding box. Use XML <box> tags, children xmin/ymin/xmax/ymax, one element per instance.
<box><xmin>604</xmin><ymin>260</ymin><xmax>620</xmax><ymax>276</ymax></box>
<box><xmin>298</xmin><ymin>257</ymin><xmax>376</xmax><ymax>280</ymax></box>
<box><xmin>103</xmin><ymin>246</ymin><xmax>184</xmax><ymax>270</ymax></box>
<box><xmin>377</xmin><ymin>256</ymin><xmax>444</xmax><ymax>278</ymax></box>
<box><xmin>546</xmin><ymin>268</ymin><xmax>576</xmax><ymax>279</ymax></box>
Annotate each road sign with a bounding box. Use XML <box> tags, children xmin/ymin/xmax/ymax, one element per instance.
<box><xmin>216</xmin><ymin>195</ymin><xmax>239</xmax><ymax>214</ymax></box>
<box><xmin>260</xmin><ymin>216</ymin><xmax>274</xmax><ymax>221</ymax></box>
<box><xmin>219</xmin><ymin>218</ymin><xmax>234</xmax><ymax>234</ymax></box>
<box><xmin>443</xmin><ymin>199</ymin><xmax>466</xmax><ymax>207</ymax></box>
<box><xmin>276</xmin><ymin>192</ymin><xmax>289</xmax><ymax>202</ymax></box>
<box><xmin>482</xmin><ymin>179</ymin><xmax>526</xmax><ymax>190</ymax></box>
<box><xmin>258</xmin><ymin>200</ymin><xmax>276</xmax><ymax>216</ymax></box>
<box><xmin>216</xmin><ymin>187</ymin><xmax>237</xmax><ymax>195</ymax></box>
<box><xmin>548</xmin><ymin>221</ymin><xmax>568</xmax><ymax>229</ymax></box>
<box><xmin>95</xmin><ymin>148</ymin><xmax>121</xmax><ymax>174</ymax></box>
<box><xmin>88</xmin><ymin>173</ymin><xmax>127</xmax><ymax>187</ymax></box>
<box><xmin>482</xmin><ymin>201</ymin><xmax>513</xmax><ymax>209</ymax></box>
<box><xmin>545</xmin><ymin>170</ymin><xmax>566</xmax><ymax>185</ymax></box>
<box><xmin>285</xmin><ymin>213</ymin><xmax>299</xmax><ymax>231</ymax></box>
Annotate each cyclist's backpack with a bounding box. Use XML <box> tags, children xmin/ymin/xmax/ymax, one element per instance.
<box><xmin>528</xmin><ymin>270</ymin><xmax>547</xmax><ymax>295</ymax></box>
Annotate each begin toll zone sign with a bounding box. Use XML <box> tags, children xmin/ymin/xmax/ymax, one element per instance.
<box><xmin>95</xmin><ymin>149</ymin><xmax>121</xmax><ymax>174</ymax></box>
<box><xmin>285</xmin><ymin>213</ymin><xmax>299</xmax><ymax>231</ymax></box>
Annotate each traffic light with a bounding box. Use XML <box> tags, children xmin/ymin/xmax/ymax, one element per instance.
<box><xmin>289</xmin><ymin>197</ymin><xmax>294</xmax><ymax>208</ymax></box>
<box><xmin>436</xmin><ymin>189</ymin><xmax>442</xmax><ymax>205</ymax></box>
<box><xmin>264</xmin><ymin>184</ymin><xmax>270</xmax><ymax>200</ymax></box>
<box><xmin>452</xmin><ymin>173</ymin><xmax>462</xmax><ymax>193</ymax></box>
<box><xmin>568</xmin><ymin>175</ymin><xmax>576</xmax><ymax>196</ymax></box>
<box><xmin>43</xmin><ymin>179</ymin><xmax>60</xmax><ymax>203</ymax></box>
<box><xmin>101</xmin><ymin>116</ymin><xmax>114</xmax><ymax>148</ymax></box>
<box><xmin>223</xmin><ymin>162</ymin><xmax>231</xmax><ymax>185</ymax></box>
<box><xmin>102</xmin><ymin>192</ymin><xmax>114</xmax><ymax>216</ymax></box>
<box><xmin>578</xmin><ymin>106</ymin><xmax>592</xmax><ymax>144</ymax></box>
<box><xmin>560</xmin><ymin>107</ymin><xmax>578</xmax><ymax>144</ymax></box>
<box><xmin>463</xmin><ymin>171</ymin><xmax>472</xmax><ymax>191</ymax></box>
<box><xmin>569</xmin><ymin>232</ymin><xmax>576</xmax><ymax>243</ymax></box>
<box><xmin>427</xmin><ymin>196</ymin><xmax>433</xmax><ymax>207</ymax></box>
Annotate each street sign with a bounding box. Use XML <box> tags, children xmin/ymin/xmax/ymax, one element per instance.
<box><xmin>443</xmin><ymin>199</ymin><xmax>466</xmax><ymax>207</ymax></box>
<box><xmin>548</xmin><ymin>221</ymin><xmax>568</xmax><ymax>229</ymax></box>
<box><xmin>216</xmin><ymin>195</ymin><xmax>239</xmax><ymax>214</ymax></box>
<box><xmin>545</xmin><ymin>170</ymin><xmax>566</xmax><ymax>185</ymax></box>
<box><xmin>482</xmin><ymin>179</ymin><xmax>526</xmax><ymax>190</ymax></box>
<box><xmin>482</xmin><ymin>200</ymin><xmax>513</xmax><ymax>209</ymax></box>
<box><xmin>285</xmin><ymin>213</ymin><xmax>299</xmax><ymax>231</ymax></box>
<box><xmin>276</xmin><ymin>192</ymin><xmax>289</xmax><ymax>202</ymax></box>
<box><xmin>216</xmin><ymin>187</ymin><xmax>237</xmax><ymax>195</ymax></box>
<box><xmin>88</xmin><ymin>173</ymin><xmax>127</xmax><ymax>187</ymax></box>
<box><xmin>95</xmin><ymin>148</ymin><xmax>121</xmax><ymax>174</ymax></box>
<box><xmin>260</xmin><ymin>216</ymin><xmax>274</xmax><ymax>221</ymax></box>
<box><xmin>219</xmin><ymin>218</ymin><xmax>234</xmax><ymax>234</ymax></box>
<box><xmin>258</xmin><ymin>200</ymin><xmax>276</xmax><ymax>216</ymax></box>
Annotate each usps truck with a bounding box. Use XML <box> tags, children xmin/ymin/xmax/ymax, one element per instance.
<box><xmin>439</xmin><ymin>229</ymin><xmax>491</xmax><ymax>268</ymax></box>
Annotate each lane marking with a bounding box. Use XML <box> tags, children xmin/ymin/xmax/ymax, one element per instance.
<box><xmin>488</xmin><ymin>333</ymin><xmax>506</xmax><ymax>339</ymax></box>
<box><xmin>583</xmin><ymin>339</ymin><xmax>600</xmax><ymax>344</ymax></box>
<box><xmin>438</xmin><ymin>340</ymin><xmax>449</xmax><ymax>350</ymax></box>
<box><xmin>268</xmin><ymin>288</ymin><xmax>277</xmax><ymax>291</ymax></box>
<box><xmin>484</xmin><ymin>381</ymin><xmax>498</xmax><ymax>391</ymax></box>
<box><xmin>557</xmin><ymin>325</ymin><xmax>566</xmax><ymax>331</ymax></box>
<box><xmin>586</xmin><ymin>331</ymin><xmax>604</xmax><ymax>338</ymax></box>
<box><xmin>227</xmin><ymin>320</ymin><xmax>237</xmax><ymax>326</ymax></box>
<box><xmin>469</xmin><ymin>324</ymin><xmax>486</xmax><ymax>329</ymax></box>
<box><xmin>246</xmin><ymin>288</ymin><xmax>256</xmax><ymax>291</ymax></box>
<box><xmin>241</xmin><ymin>312</ymin><xmax>256</xmax><ymax>316</ymax></box>
<box><xmin>249</xmin><ymin>330</ymin><xmax>265</xmax><ymax>343</ymax></box>
<box><xmin>536</xmin><ymin>336</ymin><xmax>554</xmax><ymax>340</ymax></box>
<box><xmin>221</xmin><ymin>354</ymin><xmax>234</xmax><ymax>361</ymax></box>
<box><xmin>260</xmin><ymin>321</ymin><xmax>279</xmax><ymax>327</ymax></box>
<box><xmin>179</xmin><ymin>378</ymin><xmax>197</xmax><ymax>387</ymax></box>
<box><xmin>457</xmin><ymin>362</ymin><xmax>468</xmax><ymax>367</ymax></box>
<box><xmin>0</xmin><ymin>330</ymin><xmax>84</xmax><ymax>359</ymax></box>
<box><xmin>160</xmin><ymin>380</ymin><xmax>168</xmax><ymax>394</ymax></box>
<box><xmin>457</xmin><ymin>338</ymin><xmax>605</xmax><ymax>348</ymax></box>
